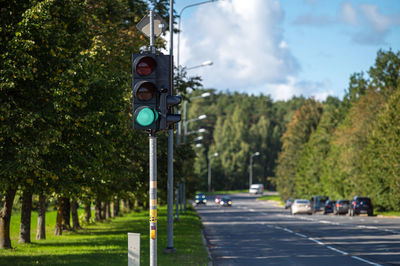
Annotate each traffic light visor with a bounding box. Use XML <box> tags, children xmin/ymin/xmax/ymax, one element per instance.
<box><xmin>136</xmin><ymin>56</ymin><xmax>157</xmax><ymax>76</ymax></box>
<box><xmin>136</xmin><ymin>107</ymin><xmax>158</xmax><ymax>126</ymax></box>
<box><xmin>136</xmin><ymin>82</ymin><xmax>156</xmax><ymax>101</ymax></box>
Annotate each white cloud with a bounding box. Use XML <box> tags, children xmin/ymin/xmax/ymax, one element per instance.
<box><xmin>359</xmin><ymin>4</ymin><xmax>398</xmax><ymax>32</ymax></box>
<box><xmin>340</xmin><ymin>2</ymin><xmax>358</xmax><ymax>26</ymax></box>
<box><xmin>177</xmin><ymin>0</ymin><xmax>300</xmax><ymax>98</ymax></box>
<box><xmin>267</xmin><ymin>77</ymin><xmax>333</xmax><ymax>101</ymax></box>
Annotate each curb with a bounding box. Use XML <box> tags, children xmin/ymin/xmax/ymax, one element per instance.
<box><xmin>201</xmin><ymin>228</ymin><xmax>213</xmax><ymax>266</ymax></box>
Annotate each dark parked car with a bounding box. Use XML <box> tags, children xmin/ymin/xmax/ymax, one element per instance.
<box><xmin>220</xmin><ymin>196</ymin><xmax>232</xmax><ymax>207</ymax></box>
<box><xmin>349</xmin><ymin>196</ymin><xmax>373</xmax><ymax>216</ymax></box>
<box><xmin>334</xmin><ymin>199</ymin><xmax>350</xmax><ymax>215</ymax></box>
<box><xmin>324</xmin><ymin>200</ymin><xmax>336</xmax><ymax>214</ymax></box>
<box><xmin>311</xmin><ymin>195</ymin><xmax>329</xmax><ymax>212</ymax></box>
<box><xmin>285</xmin><ymin>199</ymin><xmax>293</xmax><ymax>209</ymax></box>
<box><xmin>195</xmin><ymin>193</ymin><xmax>207</xmax><ymax>205</ymax></box>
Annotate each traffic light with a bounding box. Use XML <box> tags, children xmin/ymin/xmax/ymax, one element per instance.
<box><xmin>132</xmin><ymin>53</ymin><xmax>167</xmax><ymax>131</ymax></box>
<box><xmin>132</xmin><ymin>52</ymin><xmax>181</xmax><ymax>132</ymax></box>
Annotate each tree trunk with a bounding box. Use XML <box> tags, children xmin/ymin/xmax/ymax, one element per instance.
<box><xmin>54</xmin><ymin>197</ymin><xmax>63</xmax><ymax>236</ymax></box>
<box><xmin>71</xmin><ymin>200</ymin><xmax>81</xmax><ymax>230</ymax></box>
<box><xmin>105</xmin><ymin>202</ymin><xmax>111</xmax><ymax>219</ymax></box>
<box><xmin>122</xmin><ymin>199</ymin><xmax>129</xmax><ymax>211</ymax></box>
<box><xmin>128</xmin><ymin>199</ymin><xmax>134</xmax><ymax>210</ymax></box>
<box><xmin>19</xmin><ymin>189</ymin><xmax>33</xmax><ymax>244</ymax></box>
<box><xmin>84</xmin><ymin>202</ymin><xmax>91</xmax><ymax>223</ymax></box>
<box><xmin>61</xmin><ymin>197</ymin><xmax>71</xmax><ymax>231</ymax></box>
<box><xmin>0</xmin><ymin>188</ymin><xmax>17</xmax><ymax>249</ymax></box>
<box><xmin>95</xmin><ymin>199</ymin><xmax>101</xmax><ymax>221</ymax></box>
<box><xmin>113</xmin><ymin>198</ymin><xmax>120</xmax><ymax>217</ymax></box>
<box><xmin>36</xmin><ymin>194</ymin><xmax>46</xmax><ymax>240</ymax></box>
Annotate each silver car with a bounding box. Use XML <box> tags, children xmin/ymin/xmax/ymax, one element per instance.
<box><xmin>291</xmin><ymin>199</ymin><xmax>312</xmax><ymax>215</ymax></box>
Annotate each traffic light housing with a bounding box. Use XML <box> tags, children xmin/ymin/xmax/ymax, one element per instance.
<box><xmin>132</xmin><ymin>52</ymin><xmax>181</xmax><ymax>132</ymax></box>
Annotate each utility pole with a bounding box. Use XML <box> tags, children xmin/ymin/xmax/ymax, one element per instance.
<box><xmin>165</xmin><ymin>0</ymin><xmax>176</xmax><ymax>253</ymax></box>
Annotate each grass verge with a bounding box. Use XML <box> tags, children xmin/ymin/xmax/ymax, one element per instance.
<box><xmin>257</xmin><ymin>195</ymin><xmax>283</xmax><ymax>206</ymax></box>
<box><xmin>0</xmin><ymin>205</ymin><xmax>208</xmax><ymax>266</ymax></box>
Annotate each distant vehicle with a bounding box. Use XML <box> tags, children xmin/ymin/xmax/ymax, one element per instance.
<box><xmin>249</xmin><ymin>184</ymin><xmax>264</xmax><ymax>195</ymax></box>
<box><xmin>310</xmin><ymin>196</ymin><xmax>329</xmax><ymax>212</ymax></box>
<box><xmin>285</xmin><ymin>199</ymin><xmax>293</xmax><ymax>209</ymax></box>
<box><xmin>324</xmin><ymin>200</ymin><xmax>336</xmax><ymax>214</ymax></box>
<box><xmin>195</xmin><ymin>193</ymin><xmax>207</xmax><ymax>205</ymax></box>
<box><xmin>349</xmin><ymin>196</ymin><xmax>373</xmax><ymax>216</ymax></box>
<box><xmin>215</xmin><ymin>195</ymin><xmax>222</xmax><ymax>204</ymax></box>
<box><xmin>220</xmin><ymin>196</ymin><xmax>232</xmax><ymax>207</ymax></box>
<box><xmin>291</xmin><ymin>199</ymin><xmax>312</xmax><ymax>215</ymax></box>
<box><xmin>334</xmin><ymin>199</ymin><xmax>350</xmax><ymax>215</ymax></box>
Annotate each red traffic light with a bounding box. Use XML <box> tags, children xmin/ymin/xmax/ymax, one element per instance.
<box><xmin>135</xmin><ymin>81</ymin><xmax>157</xmax><ymax>101</ymax></box>
<box><xmin>135</xmin><ymin>56</ymin><xmax>157</xmax><ymax>76</ymax></box>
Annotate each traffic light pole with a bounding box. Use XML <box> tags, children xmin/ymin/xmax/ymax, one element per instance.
<box><xmin>149</xmin><ymin>9</ymin><xmax>157</xmax><ymax>266</ymax></box>
<box><xmin>149</xmin><ymin>133</ymin><xmax>157</xmax><ymax>266</ymax></box>
<box><xmin>165</xmin><ymin>0</ymin><xmax>176</xmax><ymax>254</ymax></box>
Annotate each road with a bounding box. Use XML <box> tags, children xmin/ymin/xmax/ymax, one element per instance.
<box><xmin>195</xmin><ymin>193</ymin><xmax>400</xmax><ymax>266</ymax></box>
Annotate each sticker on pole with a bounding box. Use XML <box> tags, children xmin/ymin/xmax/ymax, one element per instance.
<box><xmin>136</xmin><ymin>12</ymin><xmax>168</xmax><ymax>38</ymax></box>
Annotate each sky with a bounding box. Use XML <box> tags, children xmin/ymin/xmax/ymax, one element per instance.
<box><xmin>168</xmin><ymin>0</ymin><xmax>400</xmax><ymax>101</ymax></box>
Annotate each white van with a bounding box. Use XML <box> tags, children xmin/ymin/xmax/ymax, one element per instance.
<box><xmin>249</xmin><ymin>184</ymin><xmax>264</xmax><ymax>195</ymax></box>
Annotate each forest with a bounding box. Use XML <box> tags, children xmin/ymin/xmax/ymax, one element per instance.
<box><xmin>1</xmin><ymin>0</ymin><xmax>399</xmax><ymax>250</ymax></box>
<box><xmin>186</xmin><ymin>50</ymin><xmax>400</xmax><ymax>214</ymax></box>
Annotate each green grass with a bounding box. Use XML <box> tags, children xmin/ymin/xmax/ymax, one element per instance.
<box><xmin>0</xmin><ymin>206</ymin><xmax>208</xmax><ymax>266</ymax></box>
<box><xmin>203</xmin><ymin>189</ymin><xmax>248</xmax><ymax>196</ymax></box>
<box><xmin>257</xmin><ymin>195</ymin><xmax>283</xmax><ymax>205</ymax></box>
<box><xmin>375</xmin><ymin>210</ymin><xmax>400</xmax><ymax>217</ymax></box>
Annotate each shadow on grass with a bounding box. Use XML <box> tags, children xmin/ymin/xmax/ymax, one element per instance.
<box><xmin>1</xmin><ymin>252</ymin><xmax>128</xmax><ymax>266</ymax></box>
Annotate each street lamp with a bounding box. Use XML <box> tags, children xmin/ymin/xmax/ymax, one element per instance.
<box><xmin>187</xmin><ymin>128</ymin><xmax>207</xmax><ymax>135</ymax></box>
<box><xmin>177</xmin><ymin>1</ymin><xmax>218</xmax><ymax>70</ymax></box>
<box><xmin>194</xmin><ymin>136</ymin><xmax>204</xmax><ymax>141</ymax></box>
<box><xmin>249</xmin><ymin>152</ymin><xmax>260</xmax><ymax>188</ymax></box>
<box><xmin>186</xmin><ymin>60</ymin><xmax>213</xmax><ymax>70</ymax></box>
<box><xmin>208</xmin><ymin>152</ymin><xmax>218</xmax><ymax>193</ymax></box>
<box><xmin>183</xmin><ymin>114</ymin><xmax>207</xmax><ymax>144</ymax></box>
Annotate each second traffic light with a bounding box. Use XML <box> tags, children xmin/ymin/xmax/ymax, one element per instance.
<box><xmin>132</xmin><ymin>52</ymin><xmax>181</xmax><ymax>131</ymax></box>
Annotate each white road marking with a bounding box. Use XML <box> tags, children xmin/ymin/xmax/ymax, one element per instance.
<box><xmin>295</xmin><ymin>233</ymin><xmax>307</xmax><ymax>238</ymax></box>
<box><xmin>309</xmin><ymin>237</ymin><xmax>324</xmax><ymax>245</ymax></box>
<box><xmin>326</xmin><ymin>246</ymin><xmax>348</xmax><ymax>255</ymax></box>
<box><xmin>283</xmin><ymin>228</ymin><xmax>293</xmax><ymax>233</ymax></box>
<box><xmin>351</xmin><ymin>256</ymin><xmax>382</xmax><ymax>266</ymax></box>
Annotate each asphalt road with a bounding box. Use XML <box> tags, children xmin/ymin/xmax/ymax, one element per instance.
<box><xmin>195</xmin><ymin>193</ymin><xmax>400</xmax><ymax>266</ymax></box>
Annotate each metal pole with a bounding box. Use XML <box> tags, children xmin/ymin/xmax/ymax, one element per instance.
<box><xmin>149</xmin><ymin>10</ymin><xmax>155</xmax><ymax>53</ymax></box>
<box><xmin>165</xmin><ymin>0</ymin><xmax>176</xmax><ymax>253</ymax></box>
<box><xmin>183</xmin><ymin>181</ymin><xmax>186</xmax><ymax>212</ymax></box>
<box><xmin>174</xmin><ymin>185</ymin><xmax>179</xmax><ymax>221</ymax></box>
<box><xmin>208</xmin><ymin>157</ymin><xmax>212</xmax><ymax>193</ymax></box>
<box><xmin>149</xmin><ymin>135</ymin><xmax>157</xmax><ymax>266</ymax></box>
<box><xmin>249</xmin><ymin>156</ymin><xmax>253</xmax><ymax>189</ymax></box>
<box><xmin>183</xmin><ymin>121</ymin><xmax>187</xmax><ymax>144</ymax></box>
<box><xmin>179</xmin><ymin>183</ymin><xmax>183</xmax><ymax>213</ymax></box>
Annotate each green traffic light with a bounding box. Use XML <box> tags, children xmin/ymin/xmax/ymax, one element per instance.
<box><xmin>136</xmin><ymin>107</ymin><xmax>158</xmax><ymax>126</ymax></box>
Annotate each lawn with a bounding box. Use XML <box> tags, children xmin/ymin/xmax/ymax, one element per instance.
<box><xmin>0</xmin><ymin>205</ymin><xmax>208</xmax><ymax>266</ymax></box>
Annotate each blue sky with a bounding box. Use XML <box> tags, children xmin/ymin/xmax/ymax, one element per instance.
<box><xmin>172</xmin><ymin>0</ymin><xmax>400</xmax><ymax>100</ymax></box>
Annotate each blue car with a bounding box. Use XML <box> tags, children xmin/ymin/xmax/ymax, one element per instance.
<box><xmin>195</xmin><ymin>193</ymin><xmax>207</xmax><ymax>205</ymax></box>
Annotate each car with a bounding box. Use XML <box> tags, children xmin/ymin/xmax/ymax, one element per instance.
<box><xmin>219</xmin><ymin>196</ymin><xmax>232</xmax><ymax>207</ymax></box>
<box><xmin>334</xmin><ymin>199</ymin><xmax>350</xmax><ymax>215</ymax></box>
<box><xmin>215</xmin><ymin>195</ymin><xmax>222</xmax><ymax>204</ymax></box>
<box><xmin>349</xmin><ymin>196</ymin><xmax>373</xmax><ymax>216</ymax></box>
<box><xmin>249</xmin><ymin>184</ymin><xmax>264</xmax><ymax>195</ymax></box>
<box><xmin>324</xmin><ymin>200</ymin><xmax>336</xmax><ymax>214</ymax></box>
<box><xmin>195</xmin><ymin>193</ymin><xmax>207</xmax><ymax>205</ymax></box>
<box><xmin>285</xmin><ymin>199</ymin><xmax>293</xmax><ymax>209</ymax></box>
<box><xmin>290</xmin><ymin>199</ymin><xmax>312</xmax><ymax>215</ymax></box>
<box><xmin>310</xmin><ymin>195</ymin><xmax>329</xmax><ymax>213</ymax></box>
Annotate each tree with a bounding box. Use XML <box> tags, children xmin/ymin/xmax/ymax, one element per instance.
<box><xmin>275</xmin><ymin>99</ymin><xmax>323</xmax><ymax>200</ymax></box>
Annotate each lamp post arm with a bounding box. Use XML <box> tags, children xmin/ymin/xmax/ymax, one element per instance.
<box><xmin>177</xmin><ymin>0</ymin><xmax>217</xmax><ymax>68</ymax></box>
